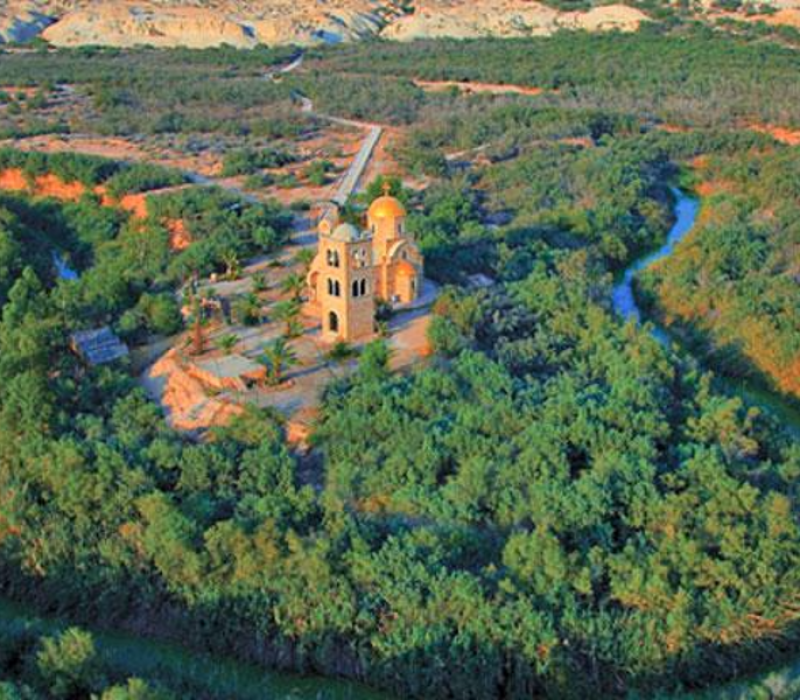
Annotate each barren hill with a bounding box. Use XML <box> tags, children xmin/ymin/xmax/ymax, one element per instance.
<box><xmin>1</xmin><ymin>0</ymin><xmax>799</xmax><ymax>48</ymax></box>
<box><xmin>1</xmin><ymin>0</ymin><xmax>395</xmax><ymax>46</ymax></box>
<box><xmin>0</xmin><ymin>0</ymin><xmax>648</xmax><ymax>48</ymax></box>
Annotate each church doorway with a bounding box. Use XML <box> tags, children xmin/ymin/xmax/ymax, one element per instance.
<box><xmin>328</xmin><ymin>311</ymin><xmax>339</xmax><ymax>333</ymax></box>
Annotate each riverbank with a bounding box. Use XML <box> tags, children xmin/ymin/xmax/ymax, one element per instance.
<box><xmin>613</xmin><ymin>186</ymin><xmax>800</xmax><ymax>435</ymax></box>
<box><xmin>0</xmin><ymin>597</ymin><xmax>389</xmax><ymax>700</ymax></box>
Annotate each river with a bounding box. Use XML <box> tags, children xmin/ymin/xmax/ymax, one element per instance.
<box><xmin>613</xmin><ymin>187</ymin><xmax>800</xmax><ymax>699</ymax></box>
<box><xmin>613</xmin><ymin>186</ymin><xmax>800</xmax><ymax>434</ymax></box>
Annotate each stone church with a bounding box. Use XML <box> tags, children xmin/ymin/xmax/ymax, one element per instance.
<box><xmin>307</xmin><ymin>186</ymin><xmax>424</xmax><ymax>343</ymax></box>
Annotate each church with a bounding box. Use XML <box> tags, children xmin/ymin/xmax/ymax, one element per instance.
<box><xmin>307</xmin><ymin>186</ymin><xmax>424</xmax><ymax>343</ymax></box>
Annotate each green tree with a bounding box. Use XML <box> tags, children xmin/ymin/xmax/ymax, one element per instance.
<box><xmin>100</xmin><ymin>678</ymin><xmax>175</xmax><ymax>700</ymax></box>
<box><xmin>280</xmin><ymin>272</ymin><xmax>306</xmax><ymax>302</ymax></box>
<box><xmin>35</xmin><ymin>628</ymin><xmax>98</xmax><ymax>700</ymax></box>
<box><xmin>259</xmin><ymin>337</ymin><xmax>298</xmax><ymax>386</ymax></box>
<box><xmin>232</xmin><ymin>293</ymin><xmax>263</xmax><ymax>326</ymax></box>
<box><xmin>358</xmin><ymin>340</ymin><xmax>392</xmax><ymax>382</ymax></box>
<box><xmin>218</xmin><ymin>333</ymin><xmax>239</xmax><ymax>355</ymax></box>
<box><xmin>272</xmin><ymin>300</ymin><xmax>302</xmax><ymax>337</ymax></box>
<box><xmin>294</xmin><ymin>248</ymin><xmax>316</xmax><ymax>276</ymax></box>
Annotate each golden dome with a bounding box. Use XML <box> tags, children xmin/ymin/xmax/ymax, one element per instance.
<box><xmin>369</xmin><ymin>195</ymin><xmax>406</xmax><ymax>221</ymax></box>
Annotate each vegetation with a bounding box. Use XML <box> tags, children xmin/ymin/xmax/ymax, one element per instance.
<box><xmin>640</xmin><ymin>148</ymin><xmax>800</xmax><ymax>400</ymax></box>
<box><xmin>1</xmin><ymin>26</ymin><xmax>800</xmax><ymax>700</ymax></box>
<box><xmin>259</xmin><ymin>337</ymin><xmax>299</xmax><ymax>386</ymax></box>
<box><xmin>221</xmin><ymin>148</ymin><xmax>296</xmax><ymax>177</ymax></box>
<box><xmin>0</xmin><ymin>45</ymin><xmax>303</xmax><ymax>139</ymax></box>
<box><xmin>0</xmin><ymin>623</ymin><xmax>175</xmax><ymax>700</ymax></box>
<box><xmin>147</xmin><ymin>186</ymin><xmax>292</xmax><ymax>280</ymax></box>
<box><xmin>308</xmin><ymin>29</ymin><xmax>800</xmax><ymax>128</ymax></box>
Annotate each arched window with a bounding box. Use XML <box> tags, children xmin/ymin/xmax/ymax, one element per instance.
<box><xmin>329</xmin><ymin>311</ymin><xmax>339</xmax><ymax>333</ymax></box>
<box><xmin>352</xmin><ymin>248</ymin><xmax>367</xmax><ymax>268</ymax></box>
<box><xmin>327</xmin><ymin>249</ymin><xmax>340</xmax><ymax>268</ymax></box>
<box><xmin>334</xmin><ymin>280</ymin><xmax>341</xmax><ymax>297</ymax></box>
<box><xmin>327</xmin><ymin>278</ymin><xmax>333</xmax><ymax>295</ymax></box>
<box><xmin>352</xmin><ymin>280</ymin><xmax>360</xmax><ymax>297</ymax></box>
<box><xmin>360</xmin><ymin>278</ymin><xmax>367</xmax><ymax>296</ymax></box>
<box><xmin>401</xmin><ymin>250</ymin><xmax>408</xmax><ymax>260</ymax></box>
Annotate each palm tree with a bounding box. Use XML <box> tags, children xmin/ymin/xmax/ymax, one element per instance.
<box><xmin>259</xmin><ymin>337</ymin><xmax>298</xmax><ymax>386</ymax></box>
<box><xmin>252</xmin><ymin>272</ymin><xmax>269</xmax><ymax>293</ymax></box>
<box><xmin>232</xmin><ymin>293</ymin><xmax>263</xmax><ymax>326</ymax></box>
<box><xmin>280</xmin><ymin>272</ymin><xmax>307</xmax><ymax>302</ymax></box>
<box><xmin>294</xmin><ymin>248</ymin><xmax>316</xmax><ymax>275</ymax></box>
<box><xmin>272</xmin><ymin>299</ymin><xmax>303</xmax><ymax>337</ymax></box>
<box><xmin>218</xmin><ymin>333</ymin><xmax>239</xmax><ymax>355</ymax></box>
<box><xmin>222</xmin><ymin>251</ymin><xmax>241</xmax><ymax>281</ymax></box>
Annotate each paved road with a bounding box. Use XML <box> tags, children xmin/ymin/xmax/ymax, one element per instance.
<box><xmin>290</xmin><ymin>88</ymin><xmax>384</xmax><ymax>206</ymax></box>
<box><xmin>332</xmin><ymin>124</ymin><xmax>382</xmax><ymax>205</ymax></box>
<box><xmin>190</xmin><ymin>51</ymin><xmax>382</xmax><ymax>209</ymax></box>
<box><xmin>283</xmin><ymin>50</ymin><xmax>384</xmax><ymax>206</ymax></box>
<box><xmin>264</xmin><ymin>51</ymin><xmax>305</xmax><ymax>81</ymax></box>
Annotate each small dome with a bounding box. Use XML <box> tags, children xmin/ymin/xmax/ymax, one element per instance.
<box><xmin>396</xmin><ymin>260</ymin><xmax>416</xmax><ymax>277</ymax></box>
<box><xmin>330</xmin><ymin>223</ymin><xmax>360</xmax><ymax>242</ymax></box>
<box><xmin>369</xmin><ymin>195</ymin><xmax>407</xmax><ymax>221</ymax></box>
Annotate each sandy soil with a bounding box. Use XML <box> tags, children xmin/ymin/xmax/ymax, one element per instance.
<box><xmin>414</xmin><ymin>79</ymin><xmax>545</xmax><ymax>97</ymax></box>
<box><xmin>0</xmin><ymin>86</ymin><xmax>39</xmax><ymax>98</ymax></box>
<box><xmin>3</xmin><ymin>134</ymin><xmax>224</xmax><ymax>178</ymax></box>
<box><xmin>749</xmin><ymin>123</ymin><xmax>800</xmax><ymax>146</ymax></box>
<box><xmin>0</xmin><ymin>169</ymin><xmax>29</xmax><ymax>192</ymax></box>
<box><xmin>694</xmin><ymin>180</ymin><xmax>737</xmax><ymax>197</ymax></box>
<box><xmin>385</xmin><ymin>1</ymin><xmax>648</xmax><ymax>40</ymax></box>
<box><xmin>0</xmin><ymin>167</ymin><xmax>89</xmax><ymax>200</ymax></box>
<box><xmin>167</xmin><ymin>218</ymin><xmax>192</xmax><ymax>250</ymax></box>
<box><xmin>142</xmin><ymin>349</ymin><xmax>244</xmax><ymax>432</ymax></box>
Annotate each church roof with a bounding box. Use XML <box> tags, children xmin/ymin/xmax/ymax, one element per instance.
<box><xmin>330</xmin><ymin>222</ymin><xmax>361</xmax><ymax>242</ymax></box>
<box><xmin>369</xmin><ymin>194</ymin><xmax>406</xmax><ymax>221</ymax></box>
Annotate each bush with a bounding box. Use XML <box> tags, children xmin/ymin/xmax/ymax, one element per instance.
<box><xmin>221</xmin><ymin>148</ymin><xmax>295</xmax><ymax>177</ymax></box>
<box><xmin>36</xmin><ymin>628</ymin><xmax>98</xmax><ymax>700</ymax></box>
<box><xmin>326</xmin><ymin>340</ymin><xmax>357</xmax><ymax>362</ymax></box>
<box><xmin>243</xmin><ymin>173</ymin><xmax>274</xmax><ymax>190</ymax></box>
<box><xmin>104</xmin><ymin>164</ymin><xmax>185</xmax><ymax>199</ymax></box>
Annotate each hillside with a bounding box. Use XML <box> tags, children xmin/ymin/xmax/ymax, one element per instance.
<box><xmin>0</xmin><ymin>0</ymin><xmax>676</xmax><ymax>48</ymax></box>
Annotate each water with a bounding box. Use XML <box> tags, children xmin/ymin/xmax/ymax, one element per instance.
<box><xmin>613</xmin><ymin>189</ymin><xmax>800</xmax><ymax>697</ymax></box>
<box><xmin>0</xmin><ymin>599</ymin><xmax>389</xmax><ymax>700</ymax></box>
<box><xmin>612</xmin><ymin>187</ymin><xmax>800</xmax><ymax>434</ymax></box>
<box><xmin>612</xmin><ymin>187</ymin><xmax>699</xmax><ymax>332</ymax></box>
<box><xmin>53</xmin><ymin>252</ymin><xmax>79</xmax><ymax>280</ymax></box>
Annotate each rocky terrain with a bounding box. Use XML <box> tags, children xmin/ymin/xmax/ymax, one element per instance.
<box><xmin>0</xmin><ymin>0</ymin><xmax>648</xmax><ymax>48</ymax></box>
<box><xmin>0</xmin><ymin>2</ymin><xmax>53</xmax><ymax>42</ymax></box>
<box><xmin>384</xmin><ymin>0</ymin><xmax>647</xmax><ymax>40</ymax></box>
<box><xmin>1</xmin><ymin>0</ymin><xmax>396</xmax><ymax>46</ymax></box>
<box><xmin>1</xmin><ymin>0</ymin><xmax>800</xmax><ymax>49</ymax></box>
